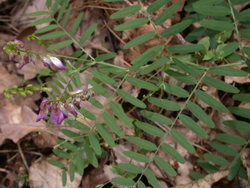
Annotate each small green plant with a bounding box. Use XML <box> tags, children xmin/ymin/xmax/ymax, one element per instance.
<box><xmin>3</xmin><ymin>0</ymin><xmax>250</xmax><ymax>187</ymax></box>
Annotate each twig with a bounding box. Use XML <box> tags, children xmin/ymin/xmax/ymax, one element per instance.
<box><xmin>17</xmin><ymin>142</ymin><xmax>29</xmax><ymax>172</ymax></box>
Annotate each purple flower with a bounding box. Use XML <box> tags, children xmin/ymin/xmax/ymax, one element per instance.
<box><xmin>50</xmin><ymin>105</ymin><xmax>66</xmax><ymax>125</ymax></box>
<box><xmin>36</xmin><ymin>99</ymin><xmax>49</xmax><ymax>122</ymax></box>
<box><xmin>42</xmin><ymin>56</ymin><xmax>65</xmax><ymax>70</ymax></box>
<box><xmin>64</xmin><ymin>104</ymin><xmax>78</xmax><ymax>116</ymax></box>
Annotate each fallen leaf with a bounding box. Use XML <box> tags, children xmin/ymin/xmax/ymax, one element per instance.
<box><xmin>174</xmin><ymin>170</ymin><xmax>228</xmax><ymax>188</ymax></box>
<box><xmin>0</xmin><ymin>98</ymin><xmax>44</xmax><ymax>144</ymax></box>
<box><xmin>29</xmin><ymin>157</ymin><xmax>81</xmax><ymax>188</ymax></box>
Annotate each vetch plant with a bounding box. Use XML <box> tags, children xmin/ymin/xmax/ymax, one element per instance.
<box><xmin>3</xmin><ymin>0</ymin><xmax>250</xmax><ymax>187</ymax></box>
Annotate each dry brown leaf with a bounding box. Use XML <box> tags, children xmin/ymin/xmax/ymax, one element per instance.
<box><xmin>174</xmin><ymin>171</ymin><xmax>228</xmax><ymax>188</ymax></box>
<box><xmin>0</xmin><ymin>98</ymin><xmax>44</xmax><ymax>144</ymax></box>
<box><xmin>29</xmin><ymin>157</ymin><xmax>81</xmax><ymax>188</ymax></box>
<box><xmin>0</xmin><ymin>63</ymin><xmax>22</xmax><ymax>93</ymax></box>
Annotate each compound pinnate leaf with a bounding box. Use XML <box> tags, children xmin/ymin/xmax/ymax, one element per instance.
<box><xmin>144</xmin><ymin>169</ymin><xmax>161</xmax><ymax>188</ymax></box>
<box><xmin>203</xmin><ymin>153</ymin><xmax>229</xmax><ymax>167</ymax></box>
<box><xmin>210</xmin><ymin>142</ymin><xmax>237</xmax><ymax>156</ymax></box>
<box><xmin>126</xmin><ymin>77</ymin><xmax>159</xmax><ymax>91</ymax></box>
<box><xmin>79</xmin><ymin>24</ymin><xmax>97</xmax><ymax>45</ymax></box>
<box><xmin>88</xmin><ymin>134</ymin><xmax>102</xmax><ymax>155</ymax></box>
<box><xmin>140</xmin><ymin>110</ymin><xmax>172</xmax><ymax>125</ymax></box>
<box><xmin>148</xmin><ymin>97</ymin><xmax>180</xmax><ymax>111</ymax></box>
<box><xmin>200</xmin><ymin>20</ymin><xmax>234</xmax><ymax>31</ymax></box>
<box><xmin>48</xmin><ymin>40</ymin><xmax>73</xmax><ymax>51</ymax></box>
<box><xmin>116</xmin><ymin>163</ymin><xmax>142</xmax><ymax>174</ymax></box>
<box><xmin>223</xmin><ymin>120</ymin><xmax>250</xmax><ymax>132</ymax></box>
<box><xmin>135</xmin><ymin>120</ymin><xmax>165</xmax><ymax>137</ymax></box>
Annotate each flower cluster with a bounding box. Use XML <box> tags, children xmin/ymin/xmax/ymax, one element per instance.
<box><xmin>3</xmin><ymin>39</ymin><xmax>65</xmax><ymax>70</ymax></box>
<box><xmin>36</xmin><ymin>86</ymin><xmax>93</xmax><ymax>124</ymax></box>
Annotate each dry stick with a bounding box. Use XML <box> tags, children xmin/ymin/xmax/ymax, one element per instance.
<box><xmin>17</xmin><ymin>142</ymin><xmax>29</xmax><ymax>171</ymax></box>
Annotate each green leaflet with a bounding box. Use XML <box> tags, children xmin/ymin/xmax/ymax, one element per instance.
<box><xmin>209</xmin><ymin>66</ymin><xmax>247</xmax><ymax>76</ymax></box>
<box><xmin>28</xmin><ymin>11</ymin><xmax>49</xmax><ymax>16</ymax></box>
<box><xmin>61</xmin><ymin>129</ymin><xmax>84</xmax><ymax>142</ymax></box>
<box><xmin>72</xmin><ymin>72</ymin><xmax>81</xmax><ymax>88</ymax></box>
<box><xmin>147</xmin><ymin>0</ymin><xmax>171</xmax><ymax>13</ymax></box>
<box><xmin>223</xmin><ymin>120</ymin><xmax>250</xmax><ymax>132</ymax></box>
<box><xmin>128</xmin><ymin>136</ymin><xmax>157</xmax><ymax>151</ymax></box>
<box><xmin>111</xmin><ymin>5</ymin><xmax>141</xmax><ymax>19</ymax></box>
<box><xmin>200</xmin><ymin>20</ymin><xmax>234</xmax><ymax>31</ymax></box>
<box><xmin>62</xmin><ymin>4</ymin><xmax>73</xmax><ymax>26</ymax></box>
<box><xmin>88</xmin><ymin>134</ymin><xmax>102</xmax><ymax>155</ymax></box>
<box><xmin>216</xmin><ymin>133</ymin><xmax>247</xmax><ymax>145</ymax></box>
<box><xmin>189</xmin><ymin>171</ymin><xmax>204</xmax><ymax>180</ymax></box>
<box><xmin>53</xmin><ymin>148</ymin><xmax>71</xmax><ymax>159</ymax></box>
<box><xmin>70</xmin><ymin>12</ymin><xmax>83</xmax><ymax>36</ymax></box>
<box><xmin>144</xmin><ymin>169</ymin><xmax>161</xmax><ymax>188</ymax></box>
<box><xmin>79</xmin><ymin>24</ymin><xmax>97</xmax><ymax>45</ymax></box>
<box><xmin>130</xmin><ymin>45</ymin><xmax>164</xmax><ymax>72</ymax></box>
<box><xmin>195</xmin><ymin>90</ymin><xmax>228</xmax><ymax>113</ymax></box>
<box><xmin>135</xmin><ymin>120</ymin><xmax>165</xmax><ymax>137</ymax></box>
<box><xmin>31</xmin><ymin>17</ymin><xmax>53</xmax><ymax>26</ymax></box>
<box><xmin>237</xmin><ymin>8</ymin><xmax>250</xmax><ymax>22</ymax></box>
<box><xmin>124</xmin><ymin>31</ymin><xmax>156</xmax><ymax>49</ymax></box>
<box><xmin>78</xmin><ymin>107</ymin><xmax>96</xmax><ymax>121</ymax></box>
<box><xmin>102</xmin><ymin>112</ymin><xmax>125</xmax><ymax>138</ymax></box>
<box><xmin>35</xmin><ymin>24</ymin><xmax>58</xmax><ymax>34</ymax></box>
<box><xmin>154</xmin><ymin>1</ymin><xmax>181</xmax><ymax>25</ymax></box>
<box><xmin>96</xmin><ymin>52</ymin><xmax>116</xmax><ymax>61</ymax></box>
<box><xmin>140</xmin><ymin>56</ymin><xmax>169</xmax><ymax>75</ymax></box>
<box><xmin>229</xmin><ymin>107</ymin><xmax>250</xmax><ymax>119</ymax></box>
<box><xmin>138</xmin><ymin>181</ymin><xmax>147</xmax><ymax>188</ymax></box>
<box><xmin>87</xmin><ymin>79</ymin><xmax>109</xmax><ymax>97</ymax></box>
<box><xmin>56</xmin><ymin>139</ymin><xmax>77</xmax><ymax>151</ymax></box>
<box><xmin>69</xmin><ymin>161</ymin><xmax>75</xmax><ymax>182</ymax></box>
<box><xmin>240</xmin><ymin>28</ymin><xmax>250</xmax><ymax>40</ymax></box>
<box><xmin>48</xmin><ymin>159</ymin><xmax>65</xmax><ymax>168</ymax></box>
<box><xmin>179</xmin><ymin>114</ymin><xmax>208</xmax><ymax>139</ymax></box>
<box><xmin>61</xmin><ymin>170</ymin><xmax>67</xmax><ymax>186</ymax></box>
<box><xmin>161</xmin><ymin>143</ymin><xmax>185</xmax><ymax>163</ymax></box>
<box><xmin>83</xmin><ymin>141</ymin><xmax>98</xmax><ymax>167</ymax></box>
<box><xmin>154</xmin><ymin>156</ymin><xmax>177</xmax><ymax>176</ymax></box>
<box><xmin>148</xmin><ymin>97</ymin><xmax>181</xmax><ymax>111</ymax></box>
<box><xmin>92</xmin><ymin>70</ymin><xmax>118</xmax><ymax>87</ymax></box>
<box><xmin>203</xmin><ymin>153</ymin><xmax>229</xmax><ymax>167</ymax></box>
<box><xmin>168</xmin><ymin>44</ymin><xmax>205</xmax><ymax>53</ymax></box>
<box><xmin>220</xmin><ymin>42</ymin><xmax>239</xmax><ymax>57</ymax></box>
<box><xmin>114</xmin><ymin>18</ymin><xmax>148</xmax><ymax>31</ymax></box>
<box><xmin>57</xmin><ymin>0</ymin><xmax>70</xmax><ymax>21</ymax></box>
<box><xmin>111</xmin><ymin>177</ymin><xmax>135</xmax><ymax>186</ymax></box>
<box><xmin>166</xmin><ymin>70</ymin><xmax>197</xmax><ymax>85</ymax></box>
<box><xmin>109</xmin><ymin>101</ymin><xmax>134</xmax><ymax>128</ymax></box>
<box><xmin>96</xmin><ymin>123</ymin><xmax>116</xmax><ymax>147</ymax></box>
<box><xmin>126</xmin><ymin>77</ymin><xmax>159</xmax><ymax>91</ymax></box>
<box><xmin>228</xmin><ymin>154</ymin><xmax>241</xmax><ymax>180</ymax></box>
<box><xmin>123</xmin><ymin>151</ymin><xmax>149</xmax><ymax>163</ymax></box>
<box><xmin>187</xmin><ymin>102</ymin><xmax>215</xmax><ymax>128</ymax></box>
<box><xmin>170</xmin><ymin>129</ymin><xmax>196</xmax><ymax>153</ymax></box>
<box><xmin>116</xmin><ymin>163</ymin><xmax>142</xmax><ymax>174</ymax></box>
<box><xmin>116</xmin><ymin>89</ymin><xmax>146</xmax><ymax>108</ymax></box>
<box><xmin>198</xmin><ymin>160</ymin><xmax>218</xmax><ymax>173</ymax></box>
<box><xmin>173</xmin><ymin>58</ymin><xmax>204</xmax><ymax>77</ymax></box>
<box><xmin>202</xmin><ymin>76</ymin><xmax>239</xmax><ymax>93</ymax></box>
<box><xmin>48</xmin><ymin>40</ymin><xmax>73</xmax><ymax>50</ymax></box>
<box><xmin>39</xmin><ymin>31</ymin><xmax>65</xmax><ymax>40</ymax></box>
<box><xmin>161</xmin><ymin>19</ymin><xmax>192</xmax><ymax>38</ymax></box>
<box><xmin>233</xmin><ymin>93</ymin><xmax>250</xmax><ymax>102</ymax></box>
<box><xmin>140</xmin><ymin>110</ymin><xmax>172</xmax><ymax>125</ymax></box>
<box><xmin>210</xmin><ymin>142</ymin><xmax>237</xmax><ymax>156</ymax></box>
<box><xmin>161</xmin><ymin>82</ymin><xmax>189</xmax><ymax>98</ymax></box>
<box><xmin>193</xmin><ymin>3</ymin><xmax>230</xmax><ymax>17</ymax></box>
